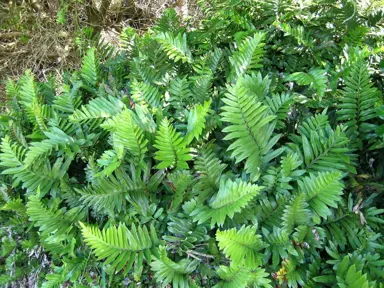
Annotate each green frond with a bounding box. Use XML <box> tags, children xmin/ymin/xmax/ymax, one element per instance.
<box><xmin>19</xmin><ymin>70</ymin><xmax>39</xmax><ymax>107</ymax></box>
<box><xmin>256</xmin><ymin>196</ymin><xmax>289</xmax><ymax>229</ymax></box>
<box><xmin>213</xmin><ymin>263</ymin><xmax>251</xmax><ymax>288</ymax></box>
<box><xmin>150</xmin><ymin>246</ymin><xmax>199</xmax><ymax>288</ymax></box>
<box><xmin>23</xmin><ymin>127</ymin><xmax>76</xmax><ymax>167</ymax></box>
<box><xmin>130</xmin><ymin>79</ymin><xmax>163</xmax><ymax>108</ymax></box>
<box><xmin>229</xmin><ymin>33</ymin><xmax>265</xmax><ymax>79</ymax></box>
<box><xmin>288</xmin><ymin>117</ymin><xmax>354</xmax><ymax>174</ymax></box>
<box><xmin>221</xmin><ymin>75</ymin><xmax>282</xmax><ymax>181</ymax></box>
<box><xmin>191</xmin><ymin>179</ymin><xmax>262</xmax><ymax>228</ymax></box>
<box><xmin>166</xmin><ymin>170</ymin><xmax>194</xmax><ymax>213</ymax></box>
<box><xmin>78</xmin><ymin>171</ymin><xmax>145</xmax><ymax>214</ymax></box>
<box><xmin>279</xmin><ymin>23</ymin><xmax>313</xmax><ymax>48</ymax></box>
<box><xmin>156</xmin><ymin>32</ymin><xmax>193</xmax><ymax>63</ymax></box>
<box><xmin>154</xmin><ymin>118</ymin><xmax>192</xmax><ymax>169</ymax></box>
<box><xmin>80</xmin><ymin>48</ymin><xmax>99</xmax><ymax>88</ymax></box>
<box><xmin>265</xmin><ymin>92</ymin><xmax>293</xmax><ymax>129</ymax></box>
<box><xmin>299</xmin><ymin>172</ymin><xmax>344</xmax><ymax>221</ymax></box>
<box><xmin>0</xmin><ymin>136</ymin><xmax>25</xmax><ymax>174</ymax></box>
<box><xmin>185</xmin><ymin>100</ymin><xmax>211</xmax><ymax>144</ymax></box>
<box><xmin>15</xmin><ymin>156</ymin><xmax>72</xmax><ymax>196</ymax></box>
<box><xmin>27</xmin><ymin>194</ymin><xmax>84</xmax><ymax>236</ymax></box>
<box><xmin>80</xmin><ymin>222</ymin><xmax>160</xmax><ymax>273</ymax></box>
<box><xmin>169</xmin><ymin>77</ymin><xmax>193</xmax><ymax>111</ymax></box>
<box><xmin>216</xmin><ymin>225</ymin><xmax>267</xmax><ymax>267</ymax></box>
<box><xmin>282</xmin><ymin>193</ymin><xmax>311</xmax><ymax>234</ymax></box>
<box><xmin>190</xmin><ymin>74</ymin><xmax>213</xmax><ymax>103</ymax></box>
<box><xmin>53</xmin><ymin>82</ymin><xmax>82</xmax><ymax>114</ymax></box>
<box><xmin>69</xmin><ymin>96</ymin><xmax>125</xmax><ymax>129</ymax></box>
<box><xmin>193</xmin><ymin>145</ymin><xmax>227</xmax><ymax>201</ymax></box>
<box><xmin>285</xmin><ymin>68</ymin><xmax>327</xmax><ymax>99</ymax></box>
<box><xmin>101</xmin><ymin>110</ymin><xmax>148</xmax><ymax>160</ymax></box>
<box><xmin>263</xmin><ymin>227</ymin><xmax>297</xmax><ymax>267</ymax></box>
<box><xmin>336</xmin><ymin>61</ymin><xmax>381</xmax><ymax>147</ymax></box>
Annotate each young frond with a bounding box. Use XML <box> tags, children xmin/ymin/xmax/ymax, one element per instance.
<box><xmin>150</xmin><ymin>246</ymin><xmax>199</xmax><ymax>288</ymax></box>
<box><xmin>185</xmin><ymin>100</ymin><xmax>211</xmax><ymax>144</ymax></box>
<box><xmin>193</xmin><ymin>145</ymin><xmax>227</xmax><ymax>201</ymax></box>
<box><xmin>101</xmin><ymin>110</ymin><xmax>148</xmax><ymax>160</ymax></box>
<box><xmin>213</xmin><ymin>263</ymin><xmax>251</xmax><ymax>288</ymax></box>
<box><xmin>80</xmin><ymin>222</ymin><xmax>160</xmax><ymax>273</ymax></box>
<box><xmin>27</xmin><ymin>194</ymin><xmax>84</xmax><ymax>236</ymax></box>
<box><xmin>221</xmin><ymin>75</ymin><xmax>282</xmax><ymax>181</ymax></box>
<box><xmin>80</xmin><ymin>48</ymin><xmax>99</xmax><ymax>88</ymax></box>
<box><xmin>229</xmin><ymin>33</ymin><xmax>266</xmax><ymax>79</ymax></box>
<box><xmin>216</xmin><ymin>225</ymin><xmax>267</xmax><ymax>268</ymax></box>
<box><xmin>130</xmin><ymin>79</ymin><xmax>163</xmax><ymax>108</ymax></box>
<box><xmin>299</xmin><ymin>171</ymin><xmax>344</xmax><ymax>221</ymax></box>
<box><xmin>336</xmin><ymin>61</ymin><xmax>381</xmax><ymax>147</ymax></box>
<box><xmin>154</xmin><ymin>118</ymin><xmax>192</xmax><ymax>169</ymax></box>
<box><xmin>69</xmin><ymin>96</ymin><xmax>125</xmax><ymax>129</ymax></box>
<box><xmin>282</xmin><ymin>193</ymin><xmax>311</xmax><ymax>234</ymax></box>
<box><xmin>156</xmin><ymin>32</ymin><xmax>193</xmax><ymax>63</ymax></box>
<box><xmin>190</xmin><ymin>179</ymin><xmax>262</xmax><ymax>228</ymax></box>
<box><xmin>285</xmin><ymin>68</ymin><xmax>327</xmax><ymax>99</ymax></box>
<box><xmin>0</xmin><ymin>136</ymin><xmax>25</xmax><ymax>174</ymax></box>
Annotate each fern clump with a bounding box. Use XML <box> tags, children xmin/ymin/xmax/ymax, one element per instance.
<box><xmin>0</xmin><ymin>1</ymin><xmax>383</xmax><ymax>287</ymax></box>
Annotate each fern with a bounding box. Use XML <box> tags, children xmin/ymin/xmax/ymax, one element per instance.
<box><xmin>80</xmin><ymin>222</ymin><xmax>160</xmax><ymax>273</ymax></box>
<box><xmin>229</xmin><ymin>33</ymin><xmax>265</xmax><ymax>80</ymax></box>
<box><xmin>70</xmin><ymin>95</ymin><xmax>125</xmax><ymax>129</ymax></box>
<box><xmin>221</xmin><ymin>75</ymin><xmax>282</xmax><ymax>181</ymax></box>
<box><xmin>216</xmin><ymin>225</ymin><xmax>267</xmax><ymax>267</ymax></box>
<box><xmin>101</xmin><ymin>109</ymin><xmax>148</xmax><ymax>161</ymax></box>
<box><xmin>185</xmin><ymin>100</ymin><xmax>211</xmax><ymax>144</ymax></box>
<box><xmin>336</xmin><ymin>61</ymin><xmax>381</xmax><ymax>148</ymax></box>
<box><xmin>154</xmin><ymin>118</ymin><xmax>192</xmax><ymax>169</ymax></box>
<box><xmin>299</xmin><ymin>171</ymin><xmax>344</xmax><ymax>221</ymax></box>
<box><xmin>191</xmin><ymin>178</ymin><xmax>262</xmax><ymax>227</ymax></box>
<box><xmin>156</xmin><ymin>32</ymin><xmax>193</xmax><ymax>63</ymax></box>
<box><xmin>286</xmin><ymin>68</ymin><xmax>327</xmax><ymax>99</ymax></box>
<box><xmin>150</xmin><ymin>246</ymin><xmax>199</xmax><ymax>288</ymax></box>
<box><xmin>80</xmin><ymin>48</ymin><xmax>99</xmax><ymax>88</ymax></box>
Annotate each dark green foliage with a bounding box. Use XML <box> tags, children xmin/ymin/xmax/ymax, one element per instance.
<box><xmin>0</xmin><ymin>0</ymin><xmax>383</xmax><ymax>287</ymax></box>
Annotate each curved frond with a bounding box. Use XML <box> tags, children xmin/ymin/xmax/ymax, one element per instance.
<box><xmin>216</xmin><ymin>225</ymin><xmax>267</xmax><ymax>267</ymax></box>
<box><xmin>221</xmin><ymin>75</ymin><xmax>282</xmax><ymax>181</ymax></box>
<box><xmin>80</xmin><ymin>222</ymin><xmax>160</xmax><ymax>273</ymax></box>
<box><xmin>191</xmin><ymin>179</ymin><xmax>262</xmax><ymax>228</ymax></box>
<box><xmin>150</xmin><ymin>246</ymin><xmax>199</xmax><ymax>288</ymax></box>
<box><xmin>154</xmin><ymin>118</ymin><xmax>192</xmax><ymax>169</ymax></box>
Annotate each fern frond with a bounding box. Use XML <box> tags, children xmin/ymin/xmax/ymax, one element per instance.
<box><xmin>229</xmin><ymin>33</ymin><xmax>265</xmax><ymax>79</ymax></box>
<box><xmin>221</xmin><ymin>75</ymin><xmax>282</xmax><ymax>181</ymax></box>
<box><xmin>216</xmin><ymin>225</ymin><xmax>267</xmax><ymax>267</ymax></box>
<box><xmin>154</xmin><ymin>118</ymin><xmax>192</xmax><ymax>169</ymax></box>
<box><xmin>69</xmin><ymin>96</ymin><xmax>125</xmax><ymax>129</ymax></box>
<box><xmin>286</xmin><ymin>68</ymin><xmax>327</xmax><ymax>99</ymax></box>
<box><xmin>336</xmin><ymin>61</ymin><xmax>381</xmax><ymax>148</ymax></box>
<box><xmin>0</xmin><ymin>136</ymin><xmax>25</xmax><ymax>174</ymax></box>
<box><xmin>156</xmin><ymin>32</ymin><xmax>193</xmax><ymax>63</ymax></box>
<box><xmin>282</xmin><ymin>193</ymin><xmax>311</xmax><ymax>234</ymax></box>
<box><xmin>265</xmin><ymin>92</ymin><xmax>293</xmax><ymax>129</ymax></box>
<box><xmin>80</xmin><ymin>222</ymin><xmax>160</xmax><ymax>273</ymax></box>
<box><xmin>191</xmin><ymin>179</ymin><xmax>262</xmax><ymax>227</ymax></box>
<box><xmin>150</xmin><ymin>246</ymin><xmax>199</xmax><ymax>288</ymax></box>
<box><xmin>193</xmin><ymin>145</ymin><xmax>227</xmax><ymax>202</ymax></box>
<box><xmin>185</xmin><ymin>100</ymin><xmax>211</xmax><ymax>144</ymax></box>
<box><xmin>213</xmin><ymin>263</ymin><xmax>251</xmax><ymax>288</ymax></box>
<box><xmin>80</xmin><ymin>48</ymin><xmax>99</xmax><ymax>88</ymax></box>
<box><xmin>101</xmin><ymin>110</ymin><xmax>148</xmax><ymax>160</ymax></box>
<box><xmin>27</xmin><ymin>194</ymin><xmax>84</xmax><ymax>236</ymax></box>
<box><xmin>299</xmin><ymin>171</ymin><xmax>344</xmax><ymax>221</ymax></box>
<box><xmin>130</xmin><ymin>79</ymin><xmax>163</xmax><ymax>108</ymax></box>
<box><xmin>78</xmin><ymin>174</ymin><xmax>144</xmax><ymax>214</ymax></box>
